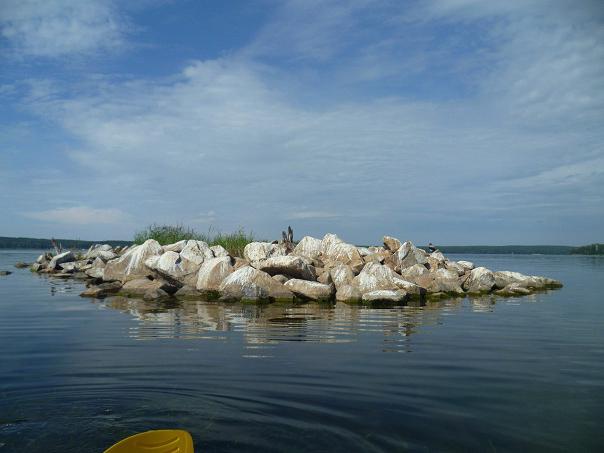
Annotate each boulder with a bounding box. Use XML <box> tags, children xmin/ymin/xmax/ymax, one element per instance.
<box><xmin>243</xmin><ymin>242</ymin><xmax>287</xmax><ymax>262</ymax></box>
<box><xmin>272</xmin><ymin>274</ymin><xmax>289</xmax><ymax>284</ymax></box>
<box><xmin>143</xmin><ymin>288</ymin><xmax>170</xmax><ymax>301</ymax></box>
<box><xmin>457</xmin><ymin>260</ymin><xmax>475</xmax><ymax>271</ymax></box>
<box><xmin>284</xmin><ymin>279</ymin><xmax>334</xmax><ymax>301</ymax></box>
<box><xmin>174</xmin><ymin>285</ymin><xmax>203</xmax><ymax>299</ymax></box>
<box><xmin>180</xmin><ymin>240</ymin><xmax>213</xmax><ymax>266</ymax></box>
<box><xmin>48</xmin><ymin>251</ymin><xmax>75</xmax><ymax>270</ymax></box>
<box><xmin>162</xmin><ymin>240</ymin><xmax>188</xmax><ymax>253</ymax></box>
<box><xmin>292</xmin><ymin>236</ymin><xmax>323</xmax><ymax>260</ymax></box>
<box><xmin>210</xmin><ymin>245</ymin><xmax>230</xmax><ymax>258</ymax></box>
<box><xmin>357</xmin><ymin>247</ymin><xmax>371</xmax><ymax>257</ymax></box>
<box><xmin>495</xmin><ymin>283</ymin><xmax>533</xmax><ymax>296</ymax></box>
<box><xmin>253</xmin><ymin>255</ymin><xmax>316</xmax><ymax>281</ymax></box>
<box><xmin>399</xmin><ymin>264</ymin><xmax>429</xmax><ymax>282</ymax></box>
<box><xmin>80</xmin><ymin>281</ymin><xmax>122</xmax><ymax>298</ymax></box>
<box><xmin>103</xmin><ymin>239</ymin><xmax>162</xmax><ymax>282</ymax></box>
<box><xmin>119</xmin><ymin>277</ymin><xmax>172</xmax><ymax>297</ymax></box>
<box><xmin>196</xmin><ymin>257</ymin><xmax>234</xmax><ymax>292</ymax></box>
<box><xmin>463</xmin><ymin>267</ymin><xmax>496</xmax><ymax>293</ymax></box>
<box><xmin>415</xmin><ymin>269</ymin><xmax>464</xmax><ymax>295</ymax></box>
<box><xmin>353</xmin><ymin>262</ymin><xmax>423</xmax><ymax>296</ymax></box>
<box><xmin>219</xmin><ymin>266</ymin><xmax>293</xmax><ymax>301</ymax></box>
<box><xmin>335</xmin><ymin>284</ymin><xmax>362</xmax><ymax>302</ymax></box>
<box><xmin>145</xmin><ymin>251</ymin><xmax>200</xmax><ymax>287</ymax></box>
<box><xmin>364</xmin><ymin>253</ymin><xmax>385</xmax><ymax>264</ymax></box>
<box><xmin>320</xmin><ymin>234</ymin><xmax>364</xmax><ymax>271</ymax></box>
<box><xmin>391</xmin><ymin>241</ymin><xmax>428</xmax><ymax>271</ymax></box>
<box><xmin>430</xmin><ymin>251</ymin><xmax>447</xmax><ymax>262</ymax></box>
<box><xmin>383</xmin><ymin>236</ymin><xmax>402</xmax><ymax>251</ymax></box>
<box><xmin>329</xmin><ymin>264</ymin><xmax>355</xmax><ymax>291</ymax></box>
<box><xmin>85</xmin><ymin>245</ymin><xmax>117</xmax><ymax>261</ymax></box>
<box><xmin>317</xmin><ymin>270</ymin><xmax>332</xmax><ymax>285</ymax></box>
<box><xmin>445</xmin><ymin>261</ymin><xmax>466</xmax><ymax>276</ymax></box>
<box><xmin>493</xmin><ymin>271</ymin><xmax>562</xmax><ymax>290</ymax></box>
<box><xmin>362</xmin><ymin>290</ymin><xmax>408</xmax><ymax>303</ymax></box>
<box><xmin>58</xmin><ymin>262</ymin><xmax>77</xmax><ymax>273</ymax></box>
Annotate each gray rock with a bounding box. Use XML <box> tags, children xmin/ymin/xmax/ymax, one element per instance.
<box><xmin>14</xmin><ymin>261</ymin><xmax>31</xmax><ymax>269</ymax></box>
<box><xmin>463</xmin><ymin>267</ymin><xmax>496</xmax><ymax>293</ymax></box>
<box><xmin>174</xmin><ymin>285</ymin><xmax>203</xmax><ymax>299</ymax></box>
<box><xmin>253</xmin><ymin>255</ymin><xmax>316</xmax><ymax>281</ymax></box>
<box><xmin>47</xmin><ymin>251</ymin><xmax>75</xmax><ymax>270</ymax></box>
<box><xmin>145</xmin><ymin>250</ymin><xmax>200</xmax><ymax>287</ymax></box>
<box><xmin>383</xmin><ymin>236</ymin><xmax>402</xmax><ymax>251</ymax></box>
<box><xmin>80</xmin><ymin>281</ymin><xmax>122</xmax><ymax>298</ymax></box>
<box><xmin>415</xmin><ymin>269</ymin><xmax>465</xmax><ymax>295</ymax></box>
<box><xmin>272</xmin><ymin>274</ymin><xmax>289</xmax><ymax>284</ymax></box>
<box><xmin>457</xmin><ymin>260</ymin><xmax>475</xmax><ymax>271</ymax></box>
<box><xmin>292</xmin><ymin>236</ymin><xmax>323</xmax><ymax>260</ymax></box>
<box><xmin>335</xmin><ymin>284</ymin><xmax>362</xmax><ymax>302</ymax></box>
<box><xmin>329</xmin><ymin>264</ymin><xmax>355</xmax><ymax>291</ymax></box>
<box><xmin>321</xmin><ymin>234</ymin><xmax>364</xmax><ymax>270</ymax></box>
<box><xmin>143</xmin><ymin>288</ymin><xmax>170</xmax><ymax>301</ymax></box>
<box><xmin>391</xmin><ymin>241</ymin><xmax>428</xmax><ymax>271</ymax></box>
<box><xmin>362</xmin><ymin>289</ymin><xmax>408</xmax><ymax>303</ymax></box>
<box><xmin>353</xmin><ymin>262</ymin><xmax>423</xmax><ymax>296</ymax></box>
<box><xmin>284</xmin><ymin>279</ymin><xmax>334</xmax><ymax>301</ymax></box>
<box><xmin>119</xmin><ymin>277</ymin><xmax>173</xmax><ymax>297</ymax></box>
<box><xmin>0</xmin><ymin>270</ymin><xmax>12</xmax><ymax>276</ymax></box>
<box><xmin>196</xmin><ymin>256</ymin><xmax>234</xmax><ymax>292</ymax></box>
<box><xmin>210</xmin><ymin>245</ymin><xmax>230</xmax><ymax>258</ymax></box>
<box><xmin>103</xmin><ymin>240</ymin><xmax>162</xmax><ymax>282</ymax></box>
<box><xmin>219</xmin><ymin>266</ymin><xmax>293</xmax><ymax>301</ymax></box>
<box><xmin>243</xmin><ymin>242</ymin><xmax>287</xmax><ymax>262</ymax></box>
<box><xmin>180</xmin><ymin>240</ymin><xmax>213</xmax><ymax>266</ymax></box>
<box><xmin>399</xmin><ymin>264</ymin><xmax>429</xmax><ymax>282</ymax></box>
<box><xmin>162</xmin><ymin>240</ymin><xmax>188</xmax><ymax>253</ymax></box>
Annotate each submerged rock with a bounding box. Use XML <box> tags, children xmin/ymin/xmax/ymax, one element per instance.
<box><xmin>0</xmin><ymin>270</ymin><xmax>12</xmax><ymax>276</ymax></box>
<box><xmin>362</xmin><ymin>289</ymin><xmax>408</xmax><ymax>303</ymax></box>
<box><xmin>80</xmin><ymin>281</ymin><xmax>122</xmax><ymax>298</ymax></box>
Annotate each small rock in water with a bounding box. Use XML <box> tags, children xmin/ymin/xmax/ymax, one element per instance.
<box><xmin>14</xmin><ymin>262</ymin><xmax>30</xmax><ymax>269</ymax></box>
<box><xmin>0</xmin><ymin>270</ymin><xmax>12</xmax><ymax>276</ymax></box>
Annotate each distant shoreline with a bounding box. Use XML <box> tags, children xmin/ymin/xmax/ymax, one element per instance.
<box><xmin>1</xmin><ymin>236</ymin><xmax>601</xmax><ymax>255</ymax></box>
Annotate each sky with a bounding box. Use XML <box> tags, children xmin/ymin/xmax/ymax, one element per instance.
<box><xmin>0</xmin><ymin>0</ymin><xmax>602</xmax><ymax>245</ymax></box>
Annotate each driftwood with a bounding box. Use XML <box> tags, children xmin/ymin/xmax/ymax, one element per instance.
<box><xmin>281</xmin><ymin>226</ymin><xmax>294</xmax><ymax>252</ymax></box>
<box><xmin>50</xmin><ymin>238</ymin><xmax>62</xmax><ymax>255</ymax></box>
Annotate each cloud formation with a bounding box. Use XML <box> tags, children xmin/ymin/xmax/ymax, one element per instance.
<box><xmin>0</xmin><ymin>0</ymin><xmax>602</xmax><ymax>244</ymax></box>
<box><xmin>24</xmin><ymin>206</ymin><xmax>128</xmax><ymax>225</ymax></box>
<box><xmin>0</xmin><ymin>0</ymin><xmax>126</xmax><ymax>57</ymax></box>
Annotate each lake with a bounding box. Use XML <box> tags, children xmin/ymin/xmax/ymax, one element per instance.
<box><xmin>1</xmin><ymin>250</ymin><xmax>603</xmax><ymax>452</ymax></box>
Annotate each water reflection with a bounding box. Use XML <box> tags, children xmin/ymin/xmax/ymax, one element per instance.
<box><xmin>92</xmin><ymin>293</ymin><xmax>540</xmax><ymax>349</ymax></box>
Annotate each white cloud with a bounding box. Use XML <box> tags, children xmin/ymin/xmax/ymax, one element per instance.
<box><xmin>5</xmin><ymin>0</ymin><xmax>603</xmax><ymax>243</ymax></box>
<box><xmin>24</xmin><ymin>206</ymin><xmax>128</xmax><ymax>224</ymax></box>
<box><xmin>0</xmin><ymin>0</ymin><xmax>126</xmax><ymax>57</ymax></box>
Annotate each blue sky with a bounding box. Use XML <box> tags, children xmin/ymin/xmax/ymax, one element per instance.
<box><xmin>1</xmin><ymin>0</ymin><xmax>602</xmax><ymax>245</ymax></box>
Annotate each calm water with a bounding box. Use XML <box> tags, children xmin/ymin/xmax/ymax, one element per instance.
<box><xmin>1</xmin><ymin>250</ymin><xmax>603</xmax><ymax>452</ymax></box>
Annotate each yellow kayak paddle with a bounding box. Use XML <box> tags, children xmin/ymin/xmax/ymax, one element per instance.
<box><xmin>104</xmin><ymin>429</ymin><xmax>194</xmax><ymax>453</ymax></box>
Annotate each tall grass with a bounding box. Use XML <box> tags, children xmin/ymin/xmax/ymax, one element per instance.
<box><xmin>133</xmin><ymin>224</ymin><xmax>256</xmax><ymax>257</ymax></box>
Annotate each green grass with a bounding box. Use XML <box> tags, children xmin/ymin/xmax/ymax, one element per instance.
<box><xmin>133</xmin><ymin>224</ymin><xmax>256</xmax><ymax>257</ymax></box>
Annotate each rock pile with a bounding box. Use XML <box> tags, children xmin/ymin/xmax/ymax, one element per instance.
<box><xmin>26</xmin><ymin>235</ymin><xmax>563</xmax><ymax>303</ymax></box>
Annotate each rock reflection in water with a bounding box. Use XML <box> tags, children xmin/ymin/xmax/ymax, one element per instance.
<box><xmin>94</xmin><ymin>296</ymin><xmax>481</xmax><ymax>348</ymax></box>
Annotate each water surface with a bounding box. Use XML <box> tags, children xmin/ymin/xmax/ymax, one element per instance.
<box><xmin>1</xmin><ymin>251</ymin><xmax>603</xmax><ymax>452</ymax></box>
